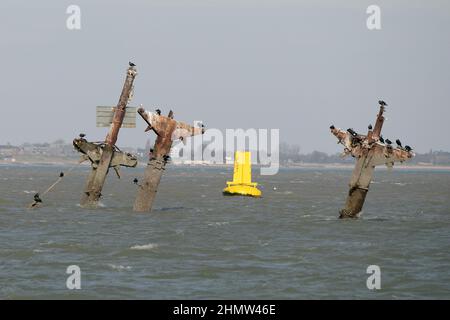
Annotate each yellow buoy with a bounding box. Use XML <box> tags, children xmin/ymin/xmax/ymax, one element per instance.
<box><xmin>223</xmin><ymin>151</ymin><xmax>262</xmax><ymax>197</ymax></box>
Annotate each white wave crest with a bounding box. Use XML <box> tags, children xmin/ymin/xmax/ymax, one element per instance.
<box><xmin>108</xmin><ymin>264</ymin><xmax>132</xmax><ymax>271</ymax></box>
<box><xmin>130</xmin><ymin>243</ymin><xmax>158</xmax><ymax>250</ymax></box>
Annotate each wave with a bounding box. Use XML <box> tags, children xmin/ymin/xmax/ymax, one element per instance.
<box><xmin>130</xmin><ymin>243</ymin><xmax>158</xmax><ymax>250</ymax></box>
<box><xmin>108</xmin><ymin>264</ymin><xmax>132</xmax><ymax>271</ymax></box>
<box><xmin>207</xmin><ymin>222</ymin><xmax>229</xmax><ymax>227</ymax></box>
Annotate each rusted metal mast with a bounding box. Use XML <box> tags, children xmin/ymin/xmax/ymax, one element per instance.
<box><xmin>74</xmin><ymin>64</ymin><xmax>138</xmax><ymax>207</ymax></box>
<box><xmin>133</xmin><ymin>107</ymin><xmax>204</xmax><ymax>212</ymax></box>
<box><xmin>330</xmin><ymin>101</ymin><xmax>414</xmax><ymax>218</ymax></box>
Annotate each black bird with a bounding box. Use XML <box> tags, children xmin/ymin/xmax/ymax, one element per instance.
<box><xmin>385</xmin><ymin>139</ymin><xmax>392</xmax><ymax>145</ymax></box>
<box><xmin>163</xmin><ymin>155</ymin><xmax>171</xmax><ymax>162</ymax></box>
<box><xmin>330</xmin><ymin>125</ymin><xmax>335</xmax><ymax>130</ymax></box>
<box><xmin>149</xmin><ymin>148</ymin><xmax>154</xmax><ymax>153</ymax></box>
<box><xmin>59</xmin><ymin>172</ymin><xmax>64</xmax><ymax>178</ymax></box>
<box><xmin>155</xmin><ymin>109</ymin><xmax>161</xmax><ymax>115</ymax></box>
<box><xmin>133</xmin><ymin>178</ymin><xmax>139</xmax><ymax>185</ymax></box>
<box><xmin>79</xmin><ymin>133</ymin><xmax>86</xmax><ymax>138</ymax></box>
<box><xmin>378</xmin><ymin>100</ymin><xmax>388</xmax><ymax>106</ymax></box>
<box><xmin>347</xmin><ymin>128</ymin><xmax>357</xmax><ymax>137</ymax></box>
<box><xmin>33</xmin><ymin>193</ymin><xmax>42</xmax><ymax>203</ymax></box>
<box><xmin>396</xmin><ymin>139</ymin><xmax>402</xmax><ymax>147</ymax></box>
<box><xmin>405</xmin><ymin>145</ymin><xmax>413</xmax><ymax>152</ymax></box>
<box><xmin>129</xmin><ymin>61</ymin><xmax>136</xmax><ymax>67</ymax></box>
<box><xmin>368</xmin><ymin>124</ymin><xmax>373</xmax><ymax>130</ymax></box>
<box><xmin>379</xmin><ymin>136</ymin><xmax>385</xmax><ymax>143</ymax></box>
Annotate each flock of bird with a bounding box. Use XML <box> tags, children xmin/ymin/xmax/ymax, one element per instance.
<box><xmin>330</xmin><ymin>100</ymin><xmax>413</xmax><ymax>152</ymax></box>
<box><xmin>344</xmin><ymin>127</ymin><xmax>412</xmax><ymax>151</ymax></box>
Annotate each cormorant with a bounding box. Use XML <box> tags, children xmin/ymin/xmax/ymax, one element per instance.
<box><xmin>378</xmin><ymin>100</ymin><xmax>388</xmax><ymax>106</ymax></box>
<box><xmin>33</xmin><ymin>193</ymin><xmax>42</xmax><ymax>203</ymax></box>
<box><xmin>368</xmin><ymin>124</ymin><xmax>373</xmax><ymax>130</ymax></box>
<box><xmin>347</xmin><ymin>128</ymin><xmax>357</xmax><ymax>137</ymax></box>
<box><xmin>133</xmin><ymin>178</ymin><xmax>139</xmax><ymax>185</ymax></box>
<box><xmin>129</xmin><ymin>61</ymin><xmax>136</xmax><ymax>67</ymax></box>
<box><xmin>79</xmin><ymin>133</ymin><xmax>86</xmax><ymax>138</ymax></box>
<box><xmin>330</xmin><ymin>125</ymin><xmax>335</xmax><ymax>130</ymax></box>
<box><xmin>379</xmin><ymin>136</ymin><xmax>385</xmax><ymax>143</ymax></box>
<box><xmin>163</xmin><ymin>155</ymin><xmax>171</xmax><ymax>162</ymax></box>
<box><xmin>155</xmin><ymin>109</ymin><xmax>161</xmax><ymax>115</ymax></box>
<box><xmin>405</xmin><ymin>145</ymin><xmax>413</xmax><ymax>152</ymax></box>
<box><xmin>385</xmin><ymin>139</ymin><xmax>392</xmax><ymax>145</ymax></box>
<box><xmin>59</xmin><ymin>172</ymin><xmax>64</xmax><ymax>178</ymax></box>
<box><xmin>396</xmin><ymin>139</ymin><xmax>402</xmax><ymax>147</ymax></box>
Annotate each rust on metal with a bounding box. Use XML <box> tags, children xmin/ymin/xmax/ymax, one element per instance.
<box><xmin>133</xmin><ymin>107</ymin><xmax>205</xmax><ymax>212</ymax></box>
<box><xmin>106</xmin><ymin>67</ymin><xmax>137</xmax><ymax>146</ymax></box>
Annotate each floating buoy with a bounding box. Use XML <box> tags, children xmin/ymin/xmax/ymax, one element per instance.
<box><xmin>223</xmin><ymin>151</ymin><xmax>261</xmax><ymax>197</ymax></box>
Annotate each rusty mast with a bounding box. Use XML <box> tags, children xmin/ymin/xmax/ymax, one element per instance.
<box><xmin>133</xmin><ymin>107</ymin><xmax>205</xmax><ymax>212</ymax></box>
<box><xmin>74</xmin><ymin>63</ymin><xmax>138</xmax><ymax>207</ymax></box>
<box><xmin>330</xmin><ymin>100</ymin><xmax>415</xmax><ymax>218</ymax></box>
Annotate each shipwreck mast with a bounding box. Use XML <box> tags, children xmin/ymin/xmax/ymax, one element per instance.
<box><xmin>75</xmin><ymin>63</ymin><xmax>138</xmax><ymax>207</ymax></box>
<box><xmin>133</xmin><ymin>107</ymin><xmax>204</xmax><ymax>212</ymax></box>
<box><xmin>330</xmin><ymin>101</ymin><xmax>414</xmax><ymax>218</ymax></box>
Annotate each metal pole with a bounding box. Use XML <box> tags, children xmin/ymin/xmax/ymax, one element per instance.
<box><xmin>331</xmin><ymin>101</ymin><xmax>414</xmax><ymax>218</ymax></box>
<box><xmin>133</xmin><ymin>108</ymin><xmax>177</xmax><ymax>212</ymax></box>
<box><xmin>80</xmin><ymin>65</ymin><xmax>137</xmax><ymax>207</ymax></box>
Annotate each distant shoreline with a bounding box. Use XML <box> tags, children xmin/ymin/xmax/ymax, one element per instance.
<box><xmin>1</xmin><ymin>159</ymin><xmax>450</xmax><ymax>171</ymax></box>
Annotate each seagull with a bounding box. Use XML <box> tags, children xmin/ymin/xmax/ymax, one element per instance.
<box><xmin>378</xmin><ymin>100</ymin><xmax>388</xmax><ymax>106</ymax></box>
<box><xmin>405</xmin><ymin>145</ymin><xmax>413</xmax><ymax>152</ymax></box>
<box><xmin>368</xmin><ymin>124</ymin><xmax>373</xmax><ymax>130</ymax></box>
<box><xmin>396</xmin><ymin>139</ymin><xmax>402</xmax><ymax>147</ymax></box>
<box><xmin>155</xmin><ymin>109</ymin><xmax>161</xmax><ymax>115</ymax></box>
<box><xmin>79</xmin><ymin>133</ymin><xmax>86</xmax><ymax>138</ymax></box>
<box><xmin>330</xmin><ymin>125</ymin><xmax>335</xmax><ymax>130</ymax></box>
<box><xmin>129</xmin><ymin>61</ymin><xmax>136</xmax><ymax>67</ymax></box>
<box><xmin>385</xmin><ymin>139</ymin><xmax>392</xmax><ymax>145</ymax></box>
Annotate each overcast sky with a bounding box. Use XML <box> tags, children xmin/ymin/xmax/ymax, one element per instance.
<box><xmin>0</xmin><ymin>0</ymin><xmax>449</xmax><ymax>153</ymax></box>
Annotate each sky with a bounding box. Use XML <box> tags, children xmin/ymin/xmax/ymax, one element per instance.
<box><xmin>0</xmin><ymin>0</ymin><xmax>449</xmax><ymax>154</ymax></box>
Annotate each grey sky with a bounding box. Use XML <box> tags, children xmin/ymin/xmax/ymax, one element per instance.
<box><xmin>0</xmin><ymin>0</ymin><xmax>449</xmax><ymax>153</ymax></box>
